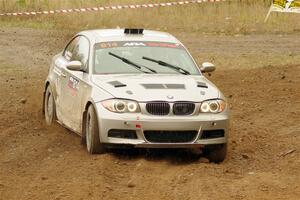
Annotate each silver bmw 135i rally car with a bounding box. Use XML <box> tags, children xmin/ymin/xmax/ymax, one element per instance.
<box><xmin>43</xmin><ymin>28</ymin><xmax>229</xmax><ymax>162</ymax></box>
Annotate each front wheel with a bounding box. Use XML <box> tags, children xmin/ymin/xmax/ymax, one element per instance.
<box><xmin>85</xmin><ymin>105</ymin><xmax>105</xmax><ymax>154</ymax></box>
<box><xmin>203</xmin><ymin>143</ymin><xmax>227</xmax><ymax>163</ymax></box>
<box><xmin>44</xmin><ymin>86</ymin><xmax>56</xmax><ymax>126</ymax></box>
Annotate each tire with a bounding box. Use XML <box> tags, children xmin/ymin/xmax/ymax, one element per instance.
<box><xmin>85</xmin><ymin>105</ymin><xmax>105</xmax><ymax>154</ymax></box>
<box><xmin>203</xmin><ymin>143</ymin><xmax>227</xmax><ymax>163</ymax></box>
<box><xmin>44</xmin><ymin>86</ymin><xmax>56</xmax><ymax>126</ymax></box>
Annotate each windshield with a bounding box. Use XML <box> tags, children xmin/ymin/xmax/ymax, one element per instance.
<box><xmin>93</xmin><ymin>41</ymin><xmax>200</xmax><ymax>75</ymax></box>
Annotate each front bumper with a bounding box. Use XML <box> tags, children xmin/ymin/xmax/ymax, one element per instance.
<box><xmin>95</xmin><ymin>103</ymin><xmax>229</xmax><ymax>148</ymax></box>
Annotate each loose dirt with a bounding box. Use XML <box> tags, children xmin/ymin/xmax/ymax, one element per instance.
<box><xmin>0</xmin><ymin>28</ymin><xmax>299</xmax><ymax>200</ymax></box>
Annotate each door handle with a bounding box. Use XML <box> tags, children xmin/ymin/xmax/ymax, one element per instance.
<box><xmin>61</xmin><ymin>73</ymin><xmax>67</xmax><ymax>78</ymax></box>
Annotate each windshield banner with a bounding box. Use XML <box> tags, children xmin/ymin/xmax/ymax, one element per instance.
<box><xmin>95</xmin><ymin>41</ymin><xmax>184</xmax><ymax>49</ymax></box>
<box><xmin>265</xmin><ymin>0</ymin><xmax>300</xmax><ymax>22</ymax></box>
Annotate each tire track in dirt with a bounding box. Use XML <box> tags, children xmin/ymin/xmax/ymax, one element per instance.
<box><xmin>0</xmin><ymin>27</ymin><xmax>300</xmax><ymax>200</ymax></box>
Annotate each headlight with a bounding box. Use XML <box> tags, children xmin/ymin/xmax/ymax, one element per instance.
<box><xmin>200</xmin><ymin>99</ymin><xmax>226</xmax><ymax>113</ymax></box>
<box><xmin>101</xmin><ymin>99</ymin><xmax>141</xmax><ymax>113</ymax></box>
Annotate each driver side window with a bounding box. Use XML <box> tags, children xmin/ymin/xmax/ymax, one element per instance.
<box><xmin>63</xmin><ymin>36</ymin><xmax>90</xmax><ymax>72</ymax></box>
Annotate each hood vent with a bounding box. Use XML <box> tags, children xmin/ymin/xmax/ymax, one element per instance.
<box><xmin>165</xmin><ymin>84</ymin><xmax>185</xmax><ymax>89</ymax></box>
<box><xmin>141</xmin><ymin>84</ymin><xmax>164</xmax><ymax>89</ymax></box>
<box><xmin>141</xmin><ymin>84</ymin><xmax>185</xmax><ymax>89</ymax></box>
<box><xmin>197</xmin><ymin>82</ymin><xmax>208</xmax><ymax>88</ymax></box>
<box><xmin>108</xmin><ymin>81</ymin><xmax>127</xmax><ymax>88</ymax></box>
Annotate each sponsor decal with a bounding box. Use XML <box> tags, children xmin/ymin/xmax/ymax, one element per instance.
<box><xmin>68</xmin><ymin>76</ymin><xmax>79</xmax><ymax>96</ymax></box>
<box><xmin>124</xmin><ymin>42</ymin><xmax>146</xmax><ymax>47</ymax></box>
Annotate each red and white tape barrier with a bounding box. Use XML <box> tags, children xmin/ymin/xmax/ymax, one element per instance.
<box><xmin>0</xmin><ymin>0</ymin><xmax>226</xmax><ymax>17</ymax></box>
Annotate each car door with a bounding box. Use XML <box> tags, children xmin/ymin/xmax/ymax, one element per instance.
<box><xmin>58</xmin><ymin>36</ymin><xmax>90</xmax><ymax>132</ymax></box>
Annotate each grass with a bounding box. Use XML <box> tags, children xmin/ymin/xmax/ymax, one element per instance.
<box><xmin>0</xmin><ymin>0</ymin><xmax>300</xmax><ymax>34</ymax></box>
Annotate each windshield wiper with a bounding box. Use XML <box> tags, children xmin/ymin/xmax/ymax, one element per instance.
<box><xmin>108</xmin><ymin>52</ymin><xmax>157</xmax><ymax>74</ymax></box>
<box><xmin>142</xmin><ymin>56</ymin><xmax>190</xmax><ymax>75</ymax></box>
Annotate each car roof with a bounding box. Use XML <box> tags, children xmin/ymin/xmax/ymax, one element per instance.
<box><xmin>78</xmin><ymin>29</ymin><xmax>182</xmax><ymax>44</ymax></box>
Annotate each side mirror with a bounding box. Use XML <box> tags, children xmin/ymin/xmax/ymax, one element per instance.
<box><xmin>200</xmin><ymin>62</ymin><xmax>216</xmax><ymax>73</ymax></box>
<box><xmin>66</xmin><ymin>61</ymin><xmax>83</xmax><ymax>71</ymax></box>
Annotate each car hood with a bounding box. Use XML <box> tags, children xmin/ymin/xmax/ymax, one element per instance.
<box><xmin>91</xmin><ymin>74</ymin><xmax>220</xmax><ymax>102</ymax></box>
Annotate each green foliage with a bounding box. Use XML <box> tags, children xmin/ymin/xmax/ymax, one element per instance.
<box><xmin>16</xmin><ymin>0</ymin><xmax>26</xmax><ymax>8</ymax></box>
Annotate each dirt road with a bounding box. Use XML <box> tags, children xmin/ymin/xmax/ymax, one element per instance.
<box><xmin>0</xmin><ymin>28</ymin><xmax>299</xmax><ymax>200</ymax></box>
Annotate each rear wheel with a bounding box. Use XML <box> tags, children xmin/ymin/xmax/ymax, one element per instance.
<box><xmin>203</xmin><ymin>143</ymin><xmax>227</xmax><ymax>163</ymax></box>
<box><xmin>44</xmin><ymin>86</ymin><xmax>56</xmax><ymax>125</ymax></box>
<box><xmin>85</xmin><ymin>105</ymin><xmax>105</xmax><ymax>154</ymax></box>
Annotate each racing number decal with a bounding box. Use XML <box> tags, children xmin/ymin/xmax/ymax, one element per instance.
<box><xmin>68</xmin><ymin>76</ymin><xmax>79</xmax><ymax>96</ymax></box>
<box><xmin>100</xmin><ymin>42</ymin><xmax>118</xmax><ymax>49</ymax></box>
